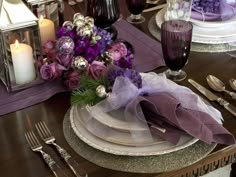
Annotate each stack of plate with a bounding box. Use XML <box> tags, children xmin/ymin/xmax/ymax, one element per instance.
<box><xmin>155</xmin><ymin>8</ymin><xmax>236</xmax><ymax>45</ymax></box>
<box><xmin>69</xmin><ymin>105</ymin><xmax>198</xmax><ymax>156</ymax></box>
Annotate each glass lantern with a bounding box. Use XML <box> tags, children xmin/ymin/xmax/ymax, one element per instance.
<box><xmin>26</xmin><ymin>0</ymin><xmax>64</xmax><ymax>30</ymax></box>
<box><xmin>0</xmin><ymin>1</ymin><xmax>43</xmax><ymax>92</ymax></box>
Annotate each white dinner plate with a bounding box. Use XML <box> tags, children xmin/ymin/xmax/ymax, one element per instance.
<box><xmin>85</xmin><ymin>105</ymin><xmax>147</xmax><ymax>132</ymax></box>
<box><xmin>191</xmin><ymin>16</ymin><xmax>236</xmax><ymax>28</ymax></box>
<box><xmin>70</xmin><ymin>106</ymin><xmax>199</xmax><ymax>156</ymax></box>
<box><xmin>155</xmin><ymin>8</ymin><xmax>236</xmax><ymax>44</ymax></box>
<box><xmin>74</xmin><ymin>106</ymin><xmax>163</xmax><ymax>146</ymax></box>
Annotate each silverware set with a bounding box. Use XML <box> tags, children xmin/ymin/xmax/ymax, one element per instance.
<box><xmin>188</xmin><ymin>75</ymin><xmax>236</xmax><ymax>117</ymax></box>
<box><xmin>25</xmin><ymin>121</ymin><xmax>88</xmax><ymax>177</ymax></box>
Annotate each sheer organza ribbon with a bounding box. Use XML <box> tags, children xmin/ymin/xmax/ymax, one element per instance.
<box><xmin>79</xmin><ymin>73</ymin><xmax>228</xmax><ymax>145</ymax></box>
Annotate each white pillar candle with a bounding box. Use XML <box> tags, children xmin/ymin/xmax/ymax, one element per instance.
<box><xmin>10</xmin><ymin>40</ymin><xmax>36</xmax><ymax>84</ymax></box>
<box><xmin>39</xmin><ymin>16</ymin><xmax>55</xmax><ymax>46</ymax></box>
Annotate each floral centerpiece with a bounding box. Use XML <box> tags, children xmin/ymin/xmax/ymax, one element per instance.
<box><xmin>38</xmin><ymin>13</ymin><xmax>138</xmax><ymax>106</ymax></box>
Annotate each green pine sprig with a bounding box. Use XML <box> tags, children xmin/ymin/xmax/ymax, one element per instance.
<box><xmin>71</xmin><ymin>74</ymin><xmax>110</xmax><ymax>106</ymax></box>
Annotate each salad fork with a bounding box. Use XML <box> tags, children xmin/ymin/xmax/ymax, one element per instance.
<box><xmin>35</xmin><ymin>121</ymin><xmax>88</xmax><ymax>177</ymax></box>
<box><xmin>25</xmin><ymin>131</ymin><xmax>68</xmax><ymax>177</ymax></box>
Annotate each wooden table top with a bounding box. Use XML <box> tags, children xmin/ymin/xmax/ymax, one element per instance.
<box><xmin>1</xmin><ymin>1</ymin><xmax>236</xmax><ymax>177</ymax></box>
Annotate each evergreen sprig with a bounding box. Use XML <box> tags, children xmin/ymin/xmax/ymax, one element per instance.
<box><xmin>71</xmin><ymin>74</ymin><xmax>110</xmax><ymax>106</ymax></box>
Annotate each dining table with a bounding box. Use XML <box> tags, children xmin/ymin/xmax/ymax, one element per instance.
<box><xmin>1</xmin><ymin>0</ymin><xmax>236</xmax><ymax>177</ymax></box>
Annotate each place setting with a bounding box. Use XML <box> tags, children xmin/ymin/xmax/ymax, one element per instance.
<box><xmin>148</xmin><ymin>0</ymin><xmax>236</xmax><ymax>52</ymax></box>
<box><xmin>53</xmin><ymin>11</ymin><xmax>236</xmax><ymax>174</ymax></box>
<box><xmin>1</xmin><ymin>0</ymin><xmax>236</xmax><ymax>176</ymax></box>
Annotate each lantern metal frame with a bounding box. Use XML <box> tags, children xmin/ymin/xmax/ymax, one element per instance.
<box><xmin>26</xmin><ymin>0</ymin><xmax>62</xmax><ymax>30</ymax></box>
<box><xmin>0</xmin><ymin>17</ymin><xmax>43</xmax><ymax>92</ymax></box>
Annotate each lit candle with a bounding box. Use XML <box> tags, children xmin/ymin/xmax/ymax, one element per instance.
<box><xmin>10</xmin><ymin>40</ymin><xmax>36</xmax><ymax>84</ymax></box>
<box><xmin>39</xmin><ymin>16</ymin><xmax>55</xmax><ymax>46</ymax></box>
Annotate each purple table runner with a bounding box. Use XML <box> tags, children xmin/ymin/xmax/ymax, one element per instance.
<box><xmin>0</xmin><ymin>20</ymin><xmax>164</xmax><ymax>116</ymax></box>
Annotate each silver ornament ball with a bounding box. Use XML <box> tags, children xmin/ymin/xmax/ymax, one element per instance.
<box><xmin>56</xmin><ymin>36</ymin><xmax>75</xmax><ymax>54</ymax></box>
<box><xmin>73</xmin><ymin>56</ymin><xmax>88</xmax><ymax>71</ymax></box>
<box><xmin>74</xmin><ymin>19</ymin><xmax>85</xmax><ymax>29</ymax></box>
<box><xmin>73</xmin><ymin>13</ymin><xmax>85</xmax><ymax>21</ymax></box>
<box><xmin>84</xmin><ymin>16</ymin><xmax>94</xmax><ymax>26</ymax></box>
<box><xmin>96</xmin><ymin>85</ymin><xmax>108</xmax><ymax>98</ymax></box>
<box><xmin>77</xmin><ymin>27</ymin><xmax>92</xmax><ymax>37</ymax></box>
<box><xmin>62</xmin><ymin>21</ymin><xmax>74</xmax><ymax>30</ymax></box>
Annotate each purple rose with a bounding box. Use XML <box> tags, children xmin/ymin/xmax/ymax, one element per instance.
<box><xmin>107</xmin><ymin>42</ymin><xmax>128</xmax><ymax>61</ymax></box>
<box><xmin>40</xmin><ymin>63</ymin><xmax>63</xmax><ymax>80</ymax></box>
<box><xmin>43</xmin><ymin>40</ymin><xmax>58</xmax><ymax>61</ymax></box>
<box><xmin>89</xmin><ymin>61</ymin><xmax>107</xmax><ymax>80</ymax></box>
<box><xmin>57</xmin><ymin>53</ymin><xmax>74</xmax><ymax>69</ymax></box>
<box><xmin>64</xmin><ymin>71</ymin><xmax>80</xmax><ymax>90</ymax></box>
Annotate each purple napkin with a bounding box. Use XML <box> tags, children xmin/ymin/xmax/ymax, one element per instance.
<box><xmin>133</xmin><ymin>93</ymin><xmax>235</xmax><ymax>145</ymax></box>
<box><xmin>191</xmin><ymin>0</ymin><xmax>236</xmax><ymax>21</ymax></box>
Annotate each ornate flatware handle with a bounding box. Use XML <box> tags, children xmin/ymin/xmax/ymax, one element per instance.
<box><xmin>217</xmin><ymin>98</ymin><xmax>236</xmax><ymax>117</ymax></box>
<box><xmin>54</xmin><ymin>144</ymin><xmax>88</xmax><ymax>177</ymax></box>
<box><xmin>41</xmin><ymin>151</ymin><xmax>68</xmax><ymax>177</ymax></box>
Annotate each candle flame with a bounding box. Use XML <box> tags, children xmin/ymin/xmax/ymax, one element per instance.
<box><xmin>15</xmin><ymin>40</ymin><xmax>19</xmax><ymax>49</ymax></box>
<box><xmin>39</xmin><ymin>15</ymin><xmax>44</xmax><ymax>24</ymax></box>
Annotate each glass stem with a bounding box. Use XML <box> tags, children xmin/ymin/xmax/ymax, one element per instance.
<box><xmin>131</xmin><ymin>14</ymin><xmax>141</xmax><ymax>20</ymax></box>
<box><xmin>169</xmin><ymin>70</ymin><xmax>181</xmax><ymax>76</ymax></box>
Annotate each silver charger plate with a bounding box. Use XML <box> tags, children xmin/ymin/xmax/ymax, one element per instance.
<box><xmin>70</xmin><ymin>106</ymin><xmax>198</xmax><ymax>156</ymax></box>
<box><xmin>63</xmin><ymin>110</ymin><xmax>217</xmax><ymax>173</ymax></box>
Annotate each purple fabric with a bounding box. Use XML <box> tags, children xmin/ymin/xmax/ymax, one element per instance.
<box><xmin>0</xmin><ymin>81</ymin><xmax>67</xmax><ymax>116</ymax></box>
<box><xmin>191</xmin><ymin>0</ymin><xmax>236</xmax><ymax>21</ymax></box>
<box><xmin>0</xmin><ymin>20</ymin><xmax>164</xmax><ymax>116</ymax></box>
<box><xmin>134</xmin><ymin>93</ymin><xmax>235</xmax><ymax>145</ymax></box>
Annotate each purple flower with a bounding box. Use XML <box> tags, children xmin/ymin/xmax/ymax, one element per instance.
<box><xmin>107</xmin><ymin>67</ymin><xmax>142</xmax><ymax>88</ymax></box>
<box><xmin>64</xmin><ymin>71</ymin><xmax>80</xmax><ymax>90</ymax></box>
<box><xmin>85</xmin><ymin>44</ymin><xmax>100</xmax><ymax>63</ymax></box>
<box><xmin>74</xmin><ymin>38</ymin><xmax>90</xmax><ymax>55</ymax></box>
<box><xmin>89</xmin><ymin>61</ymin><xmax>107</xmax><ymax>80</ymax></box>
<box><xmin>56</xmin><ymin>27</ymin><xmax>76</xmax><ymax>40</ymax></box>
<box><xmin>57</xmin><ymin>27</ymin><xmax>68</xmax><ymax>38</ymax></box>
<box><xmin>57</xmin><ymin>53</ymin><xmax>74</xmax><ymax>69</ymax></box>
<box><xmin>107</xmin><ymin>42</ymin><xmax>128</xmax><ymax>61</ymax></box>
<box><xmin>40</xmin><ymin>63</ymin><xmax>63</xmax><ymax>80</ymax></box>
<box><xmin>43</xmin><ymin>40</ymin><xmax>58</xmax><ymax>61</ymax></box>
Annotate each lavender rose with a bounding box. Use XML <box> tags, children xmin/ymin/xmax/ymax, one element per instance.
<box><xmin>64</xmin><ymin>71</ymin><xmax>80</xmax><ymax>90</ymax></box>
<box><xmin>107</xmin><ymin>42</ymin><xmax>128</xmax><ymax>61</ymax></box>
<box><xmin>40</xmin><ymin>63</ymin><xmax>63</xmax><ymax>80</ymax></box>
<box><xmin>57</xmin><ymin>53</ymin><xmax>74</xmax><ymax>69</ymax></box>
<box><xmin>89</xmin><ymin>61</ymin><xmax>107</xmax><ymax>80</ymax></box>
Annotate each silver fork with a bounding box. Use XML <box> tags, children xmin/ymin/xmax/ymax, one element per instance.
<box><xmin>35</xmin><ymin>121</ymin><xmax>88</xmax><ymax>177</ymax></box>
<box><xmin>25</xmin><ymin>131</ymin><xmax>68</xmax><ymax>177</ymax></box>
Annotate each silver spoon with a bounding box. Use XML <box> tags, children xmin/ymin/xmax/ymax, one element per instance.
<box><xmin>229</xmin><ymin>78</ymin><xmax>236</xmax><ymax>91</ymax></box>
<box><xmin>206</xmin><ymin>75</ymin><xmax>236</xmax><ymax>99</ymax></box>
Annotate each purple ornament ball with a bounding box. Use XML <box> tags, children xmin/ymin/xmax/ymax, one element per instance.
<box><xmin>56</xmin><ymin>36</ymin><xmax>75</xmax><ymax>54</ymax></box>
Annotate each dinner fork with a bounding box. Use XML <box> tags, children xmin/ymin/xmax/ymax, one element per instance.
<box><xmin>35</xmin><ymin>121</ymin><xmax>88</xmax><ymax>177</ymax></box>
<box><xmin>25</xmin><ymin>131</ymin><xmax>68</xmax><ymax>177</ymax></box>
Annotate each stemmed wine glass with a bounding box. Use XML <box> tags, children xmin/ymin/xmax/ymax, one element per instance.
<box><xmin>126</xmin><ymin>0</ymin><xmax>146</xmax><ymax>24</ymax></box>
<box><xmin>161</xmin><ymin>20</ymin><xmax>193</xmax><ymax>81</ymax></box>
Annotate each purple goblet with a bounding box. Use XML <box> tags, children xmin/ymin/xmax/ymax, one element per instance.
<box><xmin>161</xmin><ymin>20</ymin><xmax>193</xmax><ymax>81</ymax></box>
<box><xmin>126</xmin><ymin>0</ymin><xmax>146</xmax><ymax>24</ymax></box>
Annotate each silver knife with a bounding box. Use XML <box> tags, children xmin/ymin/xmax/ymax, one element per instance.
<box><xmin>188</xmin><ymin>79</ymin><xmax>236</xmax><ymax>117</ymax></box>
